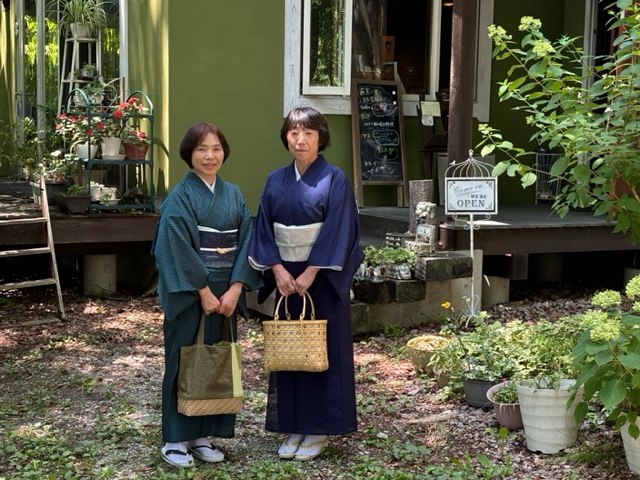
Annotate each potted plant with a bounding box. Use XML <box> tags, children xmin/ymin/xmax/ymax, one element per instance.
<box><xmin>514</xmin><ymin>315</ymin><xmax>585</xmax><ymax>454</ymax></box>
<box><xmin>486</xmin><ymin>380</ymin><xmax>523</xmax><ymax>430</ymax></box>
<box><xmin>54</xmin><ymin>183</ymin><xmax>91</xmax><ymax>214</ymax></box>
<box><xmin>569</xmin><ymin>275</ymin><xmax>640</xmax><ymax>474</ymax></box>
<box><xmin>478</xmin><ymin>5</ymin><xmax>640</xmax><ymax>244</ymax></box>
<box><xmin>120</xmin><ymin>126</ymin><xmax>151</xmax><ymax>160</ymax></box>
<box><xmin>77</xmin><ymin>62</ymin><xmax>98</xmax><ymax>79</ymax></box>
<box><xmin>381</xmin><ymin>246</ymin><xmax>416</xmax><ymax>280</ymax></box>
<box><xmin>101</xmin><ymin>97</ymin><xmax>149</xmax><ymax>158</ymax></box>
<box><xmin>405</xmin><ymin>334</ymin><xmax>451</xmax><ymax>376</ymax></box>
<box><xmin>50</xmin><ymin>0</ymin><xmax>110</xmax><ymax>38</ymax></box>
<box><xmin>356</xmin><ymin>245</ymin><xmax>386</xmax><ymax>282</ymax></box>
<box><xmin>56</xmin><ymin>111</ymin><xmax>105</xmax><ymax>159</ymax></box>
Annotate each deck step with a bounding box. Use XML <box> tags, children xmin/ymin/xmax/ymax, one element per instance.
<box><xmin>0</xmin><ymin>278</ymin><xmax>58</xmax><ymax>291</ymax></box>
<box><xmin>0</xmin><ymin>246</ymin><xmax>51</xmax><ymax>258</ymax></box>
<box><xmin>0</xmin><ymin>217</ymin><xmax>46</xmax><ymax>226</ymax></box>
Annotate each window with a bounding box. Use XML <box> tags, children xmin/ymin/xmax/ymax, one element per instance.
<box><xmin>284</xmin><ymin>0</ymin><xmax>494</xmax><ymax>121</ymax></box>
<box><xmin>302</xmin><ymin>0</ymin><xmax>352</xmax><ymax>95</ymax></box>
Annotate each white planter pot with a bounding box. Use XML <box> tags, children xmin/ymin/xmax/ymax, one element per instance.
<box><xmin>76</xmin><ymin>143</ymin><xmax>99</xmax><ymax>160</ymax></box>
<box><xmin>516</xmin><ymin>379</ymin><xmax>582</xmax><ymax>454</ymax></box>
<box><xmin>70</xmin><ymin>22</ymin><xmax>91</xmax><ymax>38</ymax></box>
<box><xmin>90</xmin><ymin>185</ymin><xmax>119</xmax><ymax>205</ymax></box>
<box><xmin>101</xmin><ymin>137</ymin><xmax>122</xmax><ymax>157</ymax></box>
<box><xmin>621</xmin><ymin>419</ymin><xmax>640</xmax><ymax>474</ymax></box>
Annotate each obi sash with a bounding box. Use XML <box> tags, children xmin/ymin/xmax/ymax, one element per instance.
<box><xmin>198</xmin><ymin>226</ymin><xmax>238</xmax><ymax>269</ymax></box>
<box><xmin>273</xmin><ymin>222</ymin><xmax>323</xmax><ymax>262</ymax></box>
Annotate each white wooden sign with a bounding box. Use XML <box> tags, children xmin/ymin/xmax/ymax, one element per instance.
<box><xmin>445</xmin><ymin>177</ymin><xmax>498</xmax><ymax>215</ymax></box>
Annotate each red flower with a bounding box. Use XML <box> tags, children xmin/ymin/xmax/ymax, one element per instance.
<box><xmin>113</xmin><ymin>110</ymin><xmax>123</xmax><ymax>118</ymax></box>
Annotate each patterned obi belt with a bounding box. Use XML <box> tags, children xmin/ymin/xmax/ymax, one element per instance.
<box><xmin>198</xmin><ymin>226</ymin><xmax>238</xmax><ymax>269</ymax></box>
<box><xmin>273</xmin><ymin>222</ymin><xmax>323</xmax><ymax>262</ymax></box>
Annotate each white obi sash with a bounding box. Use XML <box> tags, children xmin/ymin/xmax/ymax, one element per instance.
<box><xmin>198</xmin><ymin>226</ymin><xmax>238</xmax><ymax>268</ymax></box>
<box><xmin>273</xmin><ymin>222</ymin><xmax>323</xmax><ymax>262</ymax></box>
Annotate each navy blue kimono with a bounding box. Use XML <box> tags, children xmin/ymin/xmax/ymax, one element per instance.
<box><xmin>248</xmin><ymin>155</ymin><xmax>363</xmax><ymax>435</ymax></box>
<box><xmin>154</xmin><ymin>171</ymin><xmax>262</xmax><ymax>443</ymax></box>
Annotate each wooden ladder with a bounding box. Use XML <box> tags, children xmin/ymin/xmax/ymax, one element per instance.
<box><xmin>0</xmin><ymin>176</ymin><xmax>66</xmax><ymax>320</ymax></box>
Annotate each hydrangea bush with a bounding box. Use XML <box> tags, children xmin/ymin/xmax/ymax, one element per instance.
<box><xmin>570</xmin><ymin>275</ymin><xmax>640</xmax><ymax>438</ymax></box>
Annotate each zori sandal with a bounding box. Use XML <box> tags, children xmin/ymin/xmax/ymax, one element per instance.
<box><xmin>161</xmin><ymin>445</ymin><xmax>195</xmax><ymax>468</ymax></box>
<box><xmin>278</xmin><ymin>433</ymin><xmax>305</xmax><ymax>459</ymax></box>
<box><xmin>294</xmin><ymin>435</ymin><xmax>329</xmax><ymax>461</ymax></box>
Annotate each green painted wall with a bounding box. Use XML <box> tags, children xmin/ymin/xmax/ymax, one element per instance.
<box><xmin>0</xmin><ymin>5</ymin><xmax>15</xmax><ymax>177</ymax></box>
<box><xmin>124</xmin><ymin>1</ymin><xmax>591</xmax><ymax>212</ymax></box>
<box><xmin>128</xmin><ymin>1</ymin><xmax>284</xmax><ymax>213</ymax></box>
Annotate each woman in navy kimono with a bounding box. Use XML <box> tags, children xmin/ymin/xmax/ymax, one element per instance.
<box><xmin>248</xmin><ymin>107</ymin><xmax>363</xmax><ymax>461</ymax></box>
<box><xmin>154</xmin><ymin>123</ymin><xmax>261</xmax><ymax>468</ymax></box>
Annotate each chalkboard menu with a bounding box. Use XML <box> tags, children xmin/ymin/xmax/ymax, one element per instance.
<box><xmin>351</xmin><ymin>80</ymin><xmax>408</xmax><ymax>206</ymax></box>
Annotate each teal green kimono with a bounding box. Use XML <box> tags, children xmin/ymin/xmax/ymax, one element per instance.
<box><xmin>154</xmin><ymin>171</ymin><xmax>262</xmax><ymax>442</ymax></box>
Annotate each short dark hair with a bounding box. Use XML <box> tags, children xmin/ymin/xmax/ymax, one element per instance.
<box><xmin>280</xmin><ymin>106</ymin><xmax>331</xmax><ymax>152</ymax></box>
<box><xmin>179</xmin><ymin>122</ymin><xmax>230</xmax><ymax>168</ymax></box>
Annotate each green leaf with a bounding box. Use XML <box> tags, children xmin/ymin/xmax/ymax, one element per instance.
<box><xmin>492</xmin><ymin>161</ymin><xmax>510</xmax><ymax>176</ymax></box>
<box><xmin>480</xmin><ymin>145</ymin><xmax>495</xmax><ymax>157</ymax></box>
<box><xmin>599</xmin><ymin>378</ymin><xmax>627</xmax><ymax>409</ymax></box>
<box><xmin>521</xmin><ymin>172</ymin><xmax>536</xmax><ymax>188</ymax></box>
<box><xmin>620</xmin><ymin>352</ymin><xmax>640</xmax><ymax>369</ymax></box>
<box><xmin>573</xmin><ymin>163</ymin><xmax>591</xmax><ymax>183</ymax></box>
<box><xmin>549</xmin><ymin>156</ymin><xmax>570</xmax><ymax>177</ymax></box>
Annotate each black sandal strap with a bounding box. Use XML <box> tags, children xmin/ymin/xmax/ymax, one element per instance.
<box><xmin>164</xmin><ymin>449</ymin><xmax>189</xmax><ymax>456</ymax></box>
<box><xmin>190</xmin><ymin>444</ymin><xmax>214</xmax><ymax>451</ymax></box>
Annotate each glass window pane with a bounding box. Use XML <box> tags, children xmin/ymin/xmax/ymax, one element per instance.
<box><xmin>307</xmin><ymin>0</ymin><xmax>347</xmax><ymax>88</ymax></box>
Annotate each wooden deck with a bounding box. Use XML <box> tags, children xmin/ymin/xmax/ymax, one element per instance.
<box><xmin>359</xmin><ymin>204</ymin><xmax>639</xmax><ymax>284</ymax></box>
<box><xmin>0</xmin><ymin>181</ymin><xmax>158</xmax><ymax>255</ymax></box>
<box><xmin>359</xmin><ymin>204</ymin><xmax>636</xmax><ymax>254</ymax></box>
<box><xmin>1</xmin><ymin>178</ymin><xmax>637</xmax><ymax>284</ymax></box>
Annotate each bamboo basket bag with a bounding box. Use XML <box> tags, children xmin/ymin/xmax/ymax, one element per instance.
<box><xmin>262</xmin><ymin>292</ymin><xmax>329</xmax><ymax>372</ymax></box>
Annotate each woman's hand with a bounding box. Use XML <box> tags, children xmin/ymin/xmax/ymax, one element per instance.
<box><xmin>217</xmin><ymin>282</ymin><xmax>243</xmax><ymax>317</ymax></box>
<box><xmin>295</xmin><ymin>266</ymin><xmax>319</xmax><ymax>297</ymax></box>
<box><xmin>273</xmin><ymin>264</ymin><xmax>296</xmax><ymax>296</ymax></box>
<box><xmin>198</xmin><ymin>286</ymin><xmax>220</xmax><ymax>314</ymax></box>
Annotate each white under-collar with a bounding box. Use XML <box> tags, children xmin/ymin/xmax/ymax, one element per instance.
<box><xmin>198</xmin><ymin>175</ymin><xmax>216</xmax><ymax>193</ymax></box>
<box><xmin>294</xmin><ymin>163</ymin><xmax>301</xmax><ymax>181</ymax></box>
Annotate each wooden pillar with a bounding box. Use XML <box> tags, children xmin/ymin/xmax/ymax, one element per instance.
<box><xmin>408</xmin><ymin>180</ymin><xmax>434</xmax><ymax>234</ymax></box>
<box><xmin>447</xmin><ymin>0</ymin><xmax>478</xmax><ymax>165</ymax></box>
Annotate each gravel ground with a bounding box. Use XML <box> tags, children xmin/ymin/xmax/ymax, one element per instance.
<box><xmin>0</xmin><ymin>283</ymin><xmax>638</xmax><ymax>479</ymax></box>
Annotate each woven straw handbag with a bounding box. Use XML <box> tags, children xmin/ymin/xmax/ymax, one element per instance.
<box><xmin>262</xmin><ymin>292</ymin><xmax>328</xmax><ymax>372</ymax></box>
<box><xmin>177</xmin><ymin>315</ymin><xmax>243</xmax><ymax>416</ymax></box>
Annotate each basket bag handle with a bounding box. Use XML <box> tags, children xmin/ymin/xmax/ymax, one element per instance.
<box><xmin>273</xmin><ymin>292</ymin><xmax>316</xmax><ymax>322</ymax></box>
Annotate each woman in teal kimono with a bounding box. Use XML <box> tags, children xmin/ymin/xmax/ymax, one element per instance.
<box><xmin>153</xmin><ymin>122</ymin><xmax>261</xmax><ymax>468</ymax></box>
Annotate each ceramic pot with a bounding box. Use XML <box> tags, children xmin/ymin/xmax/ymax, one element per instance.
<box><xmin>463</xmin><ymin>378</ymin><xmax>496</xmax><ymax>408</ymax></box>
<box><xmin>76</xmin><ymin>143</ymin><xmax>98</xmax><ymax>159</ymax></box>
<box><xmin>123</xmin><ymin>142</ymin><xmax>149</xmax><ymax>160</ymax></box>
<box><xmin>70</xmin><ymin>22</ymin><xmax>91</xmax><ymax>38</ymax></box>
<box><xmin>516</xmin><ymin>379</ymin><xmax>582</xmax><ymax>454</ymax></box>
<box><xmin>101</xmin><ymin>137</ymin><xmax>122</xmax><ymax>157</ymax></box>
<box><xmin>405</xmin><ymin>335</ymin><xmax>449</xmax><ymax>376</ymax></box>
<box><xmin>486</xmin><ymin>383</ymin><xmax>523</xmax><ymax>430</ymax></box>
<box><xmin>621</xmin><ymin>419</ymin><xmax>640</xmax><ymax>474</ymax></box>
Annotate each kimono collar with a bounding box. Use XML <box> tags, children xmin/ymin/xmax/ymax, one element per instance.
<box><xmin>292</xmin><ymin>154</ymin><xmax>327</xmax><ymax>180</ymax></box>
<box><xmin>196</xmin><ymin>173</ymin><xmax>217</xmax><ymax>193</ymax></box>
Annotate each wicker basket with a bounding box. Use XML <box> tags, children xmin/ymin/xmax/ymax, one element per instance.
<box><xmin>178</xmin><ymin>396</ymin><xmax>242</xmax><ymax>417</ymax></box>
<box><xmin>262</xmin><ymin>293</ymin><xmax>328</xmax><ymax>372</ymax></box>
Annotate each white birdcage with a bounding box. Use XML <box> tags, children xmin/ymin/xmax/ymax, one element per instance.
<box><xmin>535</xmin><ymin>153</ymin><xmax>563</xmax><ymax>203</ymax></box>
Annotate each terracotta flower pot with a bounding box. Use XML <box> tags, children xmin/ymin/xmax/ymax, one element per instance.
<box><xmin>123</xmin><ymin>142</ymin><xmax>149</xmax><ymax>160</ymax></box>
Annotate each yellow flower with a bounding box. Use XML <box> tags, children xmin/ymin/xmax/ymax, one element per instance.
<box><xmin>441</xmin><ymin>301</ymin><xmax>451</xmax><ymax>309</ymax></box>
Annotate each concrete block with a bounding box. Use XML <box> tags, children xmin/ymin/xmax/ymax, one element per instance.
<box><xmin>352</xmin><ymin>280</ymin><xmax>393</xmax><ymax>304</ymax></box>
<box><xmin>393</xmin><ymin>279</ymin><xmax>426</xmax><ymax>303</ymax></box>
<box><xmin>415</xmin><ymin>256</ymin><xmax>452</xmax><ymax>282</ymax></box>
<box><xmin>84</xmin><ymin>254</ymin><xmax>116</xmax><ymax>295</ymax></box>
<box><xmin>451</xmin><ymin>254</ymin><xmax>473</xmax><ymax>278</ymax></box>
<box><xmin>482</xmin><ymin>275</ymin><xmax>510</xmax><ymax>310</ymax></box>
